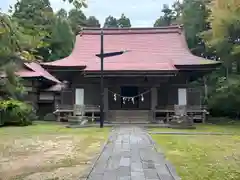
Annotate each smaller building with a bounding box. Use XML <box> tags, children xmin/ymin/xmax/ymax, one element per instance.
<box><xmin>15</xmin><ymin>62</ymin><xmax>62</xmax><ymax>117</ymax></box>
<box><xmin>39</xmin><ymin>26</ymin><xmax>220</xmax><ymax>123</ymax></box>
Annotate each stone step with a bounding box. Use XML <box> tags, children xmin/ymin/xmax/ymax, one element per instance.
<box><xmin>108</xmin><ymin>110</ymin><xmax>152</xmax><ymax>123</ymax></box>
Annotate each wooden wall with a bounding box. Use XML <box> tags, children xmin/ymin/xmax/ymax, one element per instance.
<box><xmin>60</xmin><ymin>72</ymin><xmax>202</xmax><ymax>110</ymax></box>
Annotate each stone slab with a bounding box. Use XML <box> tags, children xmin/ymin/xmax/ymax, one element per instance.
<box><xmin>86</xmin><ymin>127</ymin><xmax>181</xmax><ymax>180</ymax></box>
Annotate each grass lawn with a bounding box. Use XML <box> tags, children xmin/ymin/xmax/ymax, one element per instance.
<box><xmin>0</xmin><ymin>122</ymin><xmax>110</xmax><ymax>180</ymax></box>
<box><xmin>149</xmin><ymin>122</ymin><xmax>240</xmax><ymax>135</ymax></box>
<box><xmin>151</xmin><ymin>123</ymin><xmax>240</xmax><ymax>180</ymax></box>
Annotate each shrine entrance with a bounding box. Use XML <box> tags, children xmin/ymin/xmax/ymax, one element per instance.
<box><xmin>120</xmin><ymin>86</ymin><xmax>139</xmax><ymax>109</ymax></box>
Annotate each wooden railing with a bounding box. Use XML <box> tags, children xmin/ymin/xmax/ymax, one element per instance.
<box><xmin>55</xmin><ymin>104</ymin><xmax>100</xmax><ymax>112</ymax></box>
<box><xmin>55</xmin><ymin>104</ymin><xmax>73</xmax><ymax>111</ymax></box>
<box><xmin>154</xmin><ymin>105</ymin><xmax>208</xmax><ymax>123</ymax></box>
<box><xmin>85</xmin><ymin>105</ymin><xmax>100</xmax><ymax>112</ymax></box>
<box><xmin>54</xmin><ymin>104</ymin><xmax>100</xmax><ymax>122</ymax></box>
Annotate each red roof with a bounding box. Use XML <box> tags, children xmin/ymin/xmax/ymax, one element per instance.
<box><xmin>17</xmin><ymin>62</ymin><xmax>60</xmax><ymax>83</ymax></box>
<box><xmin>42</xmin><ymin>26</ymin><xmax>218</xmax><ymax>71</ymax></box>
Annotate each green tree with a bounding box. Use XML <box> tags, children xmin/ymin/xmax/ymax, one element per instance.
<box><xmin>64</xmin><ymin>0</ymin><xmax>87</xmax><ymax>9</ymax></box>
<box><xmin>118</xmin><ymin>14</ymin><xmax>131</xmax><ymax>28</ymax></box>
<box><xmin>56</xmin><ymin>8</ymin><xmax>68</xmax><ymax>19</ymax></box>
<box><xmin>0</xmin><ymin>13</ymin><xmax>35</xmax><ymax>100</ymax></box>
<box><xmin>208</xmin><ymin>75</ymin><xmax>240</xmax><ymax>118</ymax></box>
<box><xmin>172</xmin><ymin>0</ymin><xmax>183</xmax><ymax>24</ymax></box>
<box><xmin>182</xmin><ymin>0</ymin><xmax>212</xmax><ymax>57</ymax></box>
<box><xmin>86</xmin><ymin>16</ymin><xmax>101</xmax><ymax>27</ymax></box>
<box><xmin>154</xmin><ymin>4</ymin><xmax>175</xmax><ymax>27</ymax></box>
<box><xmin>202</xmin><ymin>0</ymin><xmax>240</xmax><ymax>75</ymax></box>
<box><xmin>68</xmin><ymin>8</ymin><xmax>87</xmax><ymax>34</ymax></box>
<box><xmin>12</xmin><ymin>0</ymin><xmax>55</xmax><ymax>60</ymax></box>
<box><xmin>0</xmin><ymin>0</ymin><xmax>87</xmax><ymax>99</ymax></box>
<box><xmin>48</xmin><ymin>17</ymin><xmax>75</xmax><ymax>61</ymax></box>
<box><xmin>104</xmin><ymin>16</ymin><xmax>118</xmax><ymax>28</ymax></box>
<box><xmin>13</xmin><ymin>0</ymin><xmax>54</xmax><ymax>32</ymax></box>
<box><xmin>0</xmin><ymin>63</ymin><xmax>26</xmax><ymax>100</ymax></box>
<box><xmin>0</xmin><ymin>12</ymin><xmax>43</xmax><ymax>62</ymax></box>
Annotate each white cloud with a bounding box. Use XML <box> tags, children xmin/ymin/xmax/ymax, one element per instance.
<box><xmin>0</xmin><ymin>0</ymin><xmax>176</xmax><ymax>27</ymax></box>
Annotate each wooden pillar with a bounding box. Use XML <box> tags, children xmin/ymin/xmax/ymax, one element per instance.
<box><xmin>151</xmin><ymin>87</ymin><xmax>157</xmax><ymax>122</ymax></box>
<box><xmin>104</xmin><ymin>88</ymin><xmax>109</xmax><ymax>121</ymax></box>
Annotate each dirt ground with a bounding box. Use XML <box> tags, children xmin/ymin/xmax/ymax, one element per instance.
<box><xmin>0</xmin><ymin>124</ymin><xmax>109</xmax><ymax>180</ymax></box>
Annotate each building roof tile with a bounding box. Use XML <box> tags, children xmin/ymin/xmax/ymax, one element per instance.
<box><xmin>42</xmin><ymin>26</ymin><xmax>219</xmax><ymax>71</ymax></box>
<box><xmin>17</xmin><ymin>62</ymin><xmax>61</xmax><ymax>83</ymax></box>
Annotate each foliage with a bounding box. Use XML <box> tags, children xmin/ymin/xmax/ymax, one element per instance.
<box><xmin>0</xmin><ymin>0</ymin><xmax>87</xmax><ymax>126</ymax></box>
<box><xmin>0</xmin><ymin>63</ymin><xmax>26</xmax><ymax>100</ymax></box>
<box><xmin>48</xmin><ymin>17</ymin><xmax>75</xmax><ymax>61</ymax></box>
<box><xmin>104</xmin><ymin>15</ymin><xmax>119</xmax><ymax>28</ymax></box>
<box><xmin>63</xmin><ymin>0</ymin><xmax>87</xmax><ymax>9</ymax></box>
<box><xmin>172</xmin><ymin>0</ymin><xmax>183</xmax><ymax>22</ymax></box>
<box><xmin>104</xmin><ymin>14</ymin><xmax>131</xmax><ymax>28</ymax></box>
<box><xmin>11</xmin><ymin>0</ymin><xmax>81</xmax><ymax>61</ymax></box>
<box><xmin>86</xmin><ymin>16</ymin><xmax>101</xmax><ymax>27</ymax></box>
<box><xmin>0</xmin><ymin>13</ymin><xmax>39</xmax><ymax>62</ymax></box>
<box><xmin>68</xmin><ymin>8</ymin><xmax>87</xmax><ymax>34</ymax></box>
<box><xmin>154</xmin><ymin>4</ymin><xmax>176</xmax><ymax>27</ymax></box>
<box><xmin>56</xmin><ymin>8</ymin><xmax>68</xmax><ymax>19</ymax></box>
<box><xmin>208</xmin><ymin>75</ymin><xmax>240</xmax><ymax>118</ymax></box>
<box><xmin>201</xmin><ymin>0</ymin><xmax>240</xmax><ymax>73</ymax></box>
<box><xmin>197</xmin><ymin>0</ymin><xmax>240</xmax><ymax>118</ymax></box>
<box><xmin>0</xmin><ymin>0</ymin><xmax>84</xmax><ymax>62</ymax></box>
<box><xmin>13</xmin><ymin>0</ymin><xmax>54</xmax><ymax>30</ymax></box>
<box><xmin>12</xmin><ymin>0</ymin><xmax>54</xmax><ymax>61</ymax></box>
<box><xmin>182</xmin><ymin>0</ymin><xmax>214</xmax><ymax>58</ymax></box>
<box><xmin>118</xmin><ymin>14</ymin><xmax>131</xmax><ymax>28</ymax></box>
<box><xmin>0</xmin><ymin>99</ymin><xmax>36</xmax><ymax>126</ymax></box>
<box><xmin>172</xmin><ymin>0</ymin><xmax>240</xmax><ymax>118</ymax></box>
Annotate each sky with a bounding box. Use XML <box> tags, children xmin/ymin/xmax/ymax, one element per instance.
<box><xmin>0</xmin><ymin>0</ymin><xmax>176</xmax><ymax>27</ymax></box>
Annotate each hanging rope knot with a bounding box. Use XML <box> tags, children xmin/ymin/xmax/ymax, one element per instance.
<box><xmin>108</xmin><ymin>89</ymin><xmax>150</xmax><ymax>104</ymax></box>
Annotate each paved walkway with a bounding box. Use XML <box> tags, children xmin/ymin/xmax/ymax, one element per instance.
<box><xmin>87</xmin><ymin>127</ymin><xmax>180</xmax><ymax>180</ymax></box>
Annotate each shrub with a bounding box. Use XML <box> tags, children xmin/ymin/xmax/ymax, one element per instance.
<box><xmin>0</xmin><ymin>99</ymin><xmax>37</xmax><ymax>126</ymax></box>
<box><xmin>208</xmin><ymin>76</ymin><xmax>240</xmax><ymax>118</ymax></box>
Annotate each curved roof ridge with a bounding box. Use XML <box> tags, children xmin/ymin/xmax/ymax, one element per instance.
<box><xmin>80</xmin><ymin>25</ymin><xmax>183</xmax><ymax>35</ymax></box>
<box><xmin>81</xmin><ymin>25</ymin><xmax>182</xmax><ymax>31</ymax></box>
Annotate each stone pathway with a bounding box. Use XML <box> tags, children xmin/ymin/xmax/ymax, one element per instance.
<box><xmin>87</xmin><ymin>127</ymin><xmax>180</xmax><ymax>180</ymax></box>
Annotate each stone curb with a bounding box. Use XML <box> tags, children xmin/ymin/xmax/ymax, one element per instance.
<box><xmin>144</xmin><ymin>129</ymin><xmax>181</xmax><ymax>180</ymax></box>
<box><xmin>66</xmin><ymin>124</ymin><xmax>115</xmax><ymax>128</ymax></box>
<box><xmin>78</xmin><ymin>128</ymin><xmax>114</xmax><ymax>180</ymax></box>
<box><xmin>66</xmin><ymin>124</ymin><xmax>170</xmax><ymax>128</ymax></box>
<box><xmin>149</xmin><ymin>132</ymin><xmax>234</xmax><ymax>135</ymax></box>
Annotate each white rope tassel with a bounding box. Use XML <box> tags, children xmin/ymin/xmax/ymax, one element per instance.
<box><xmin>123</xmin><ymin>97</ymin><xmax>126</xmax><ymax>104</ymax></box>
<box><xmin>141</xmin><ymin>94</ymin><xmax>144</xmax><ymax>102</ymax></box>
<box><xmin>131</xmin><ymin>97</ymin><xmax>135</xmax><ymax>104</ymax></box>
